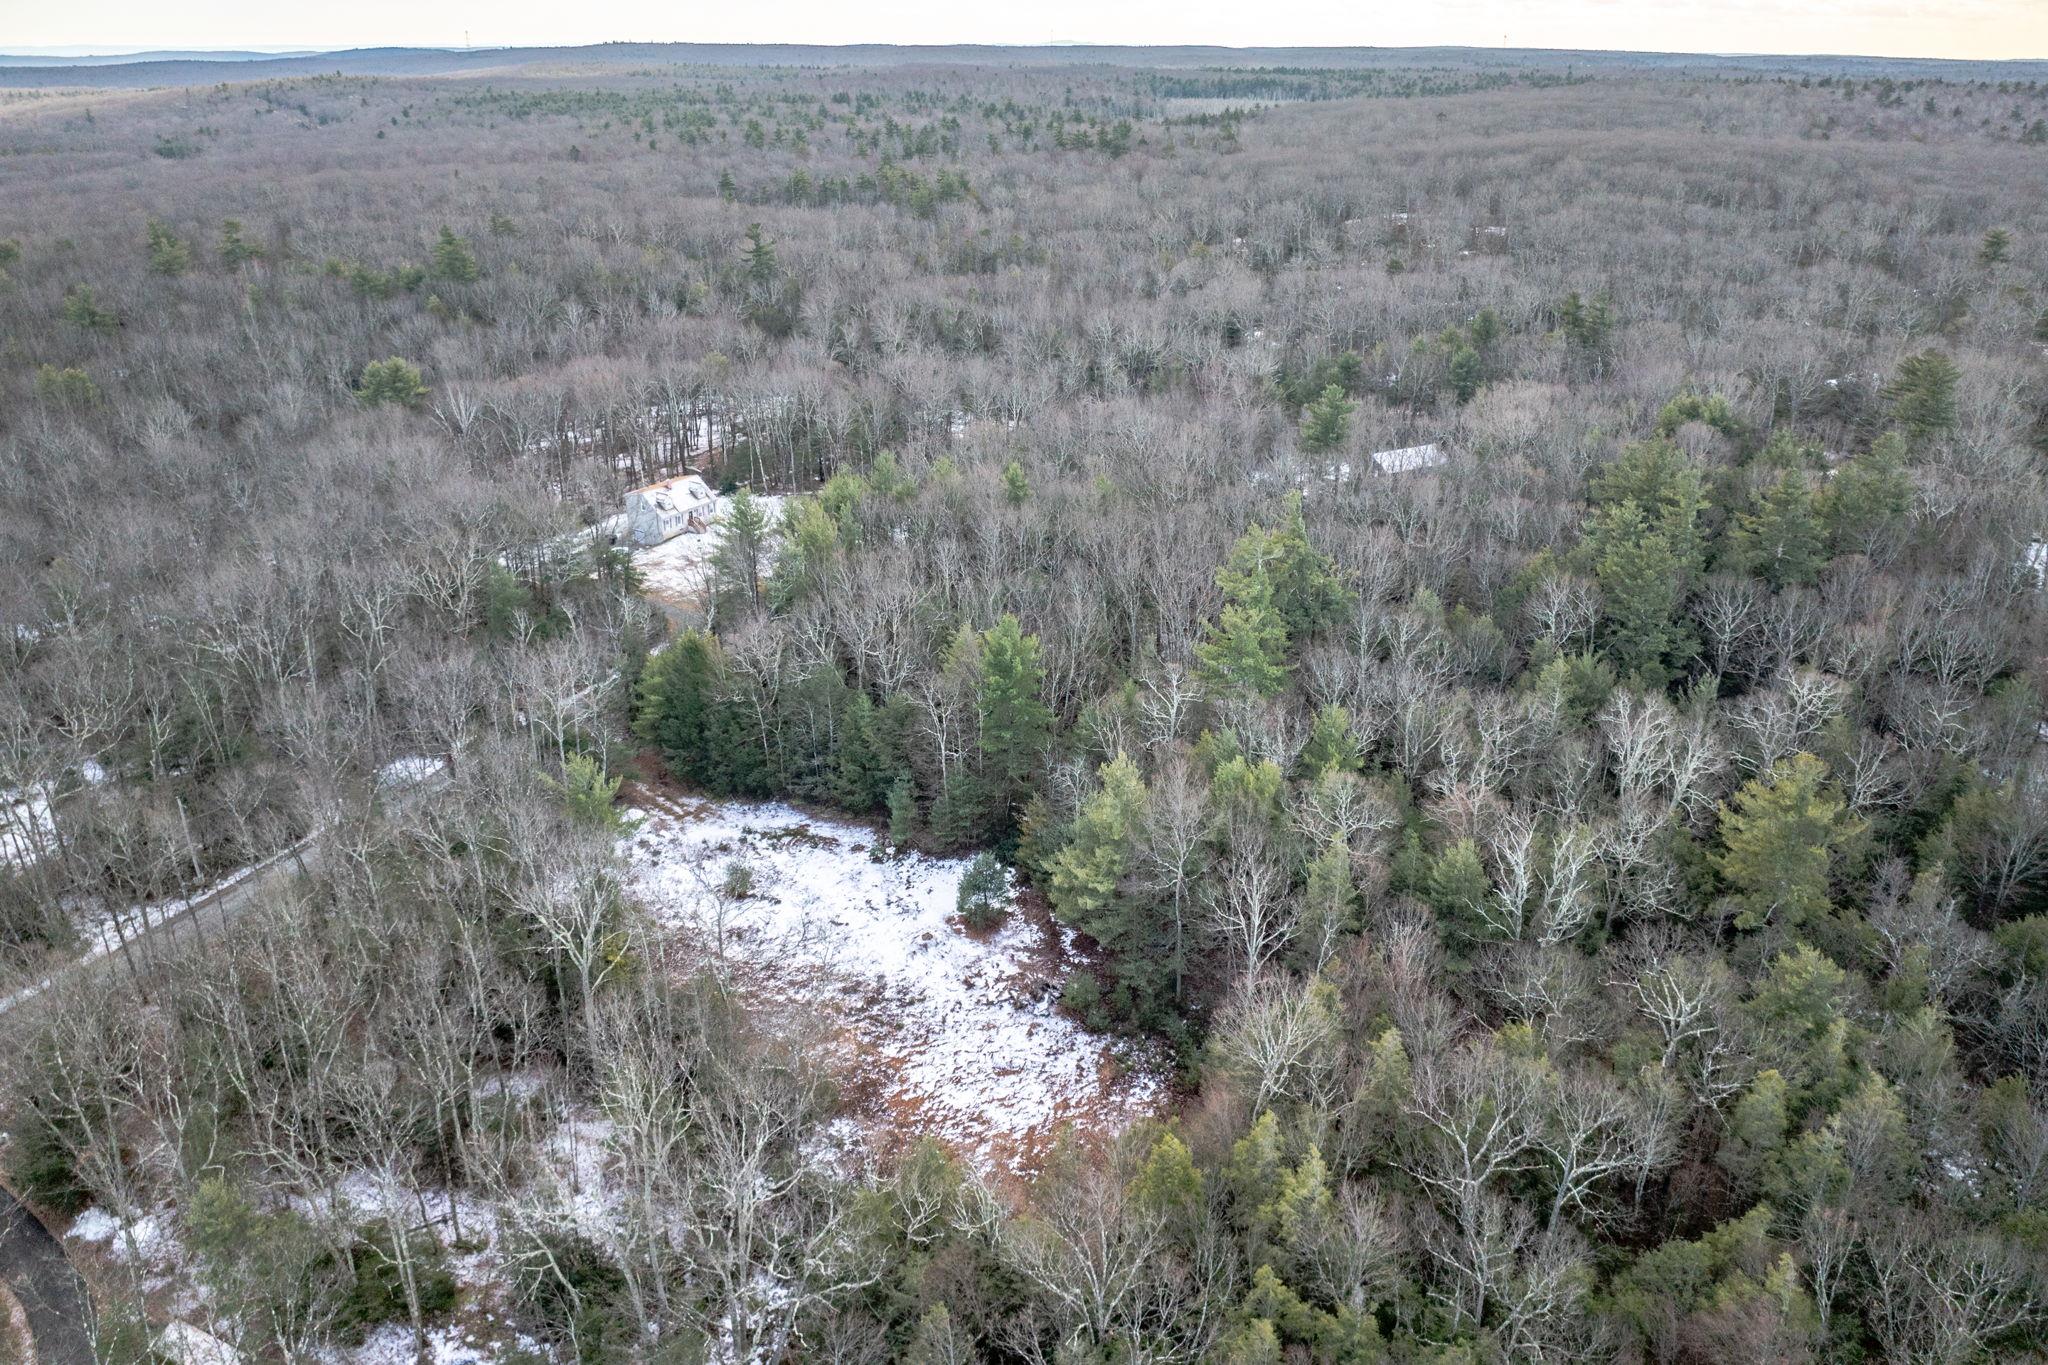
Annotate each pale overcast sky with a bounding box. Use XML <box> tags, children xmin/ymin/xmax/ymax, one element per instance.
<box><xmin>8</xmin><ymin>0</ymin><xmax>2045</xmax><ymax>62</ymax></box>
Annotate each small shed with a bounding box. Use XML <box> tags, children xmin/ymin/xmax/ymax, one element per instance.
<box><xmin>1370</xmin><ymin>443</ymin><xmax>1449</xmax><ymax>476</ymax></box>
<box><xmin>624</xmin><ymin>475</ymin><xmax>717</xmax><ymax>547</ymax></box>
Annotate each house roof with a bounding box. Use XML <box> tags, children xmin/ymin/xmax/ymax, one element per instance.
<box><xmin>628</xmin><ymin>473</ymin><xmax>715</xmax><ymax>509</ymax></box>
<box><xmin>1370</xmin><ymin>443</ymin><xmax>1448</xmax><ymax>475</ymax></box>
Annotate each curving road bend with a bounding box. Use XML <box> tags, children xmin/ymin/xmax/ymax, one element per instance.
<box><xmin>0</xmin><ymin>1189</ymin><xmax>91</xmax><ymax>1365</ymax></box>
<box><xmin>0</xmin><ymin>759</ymin><xmax>463</xmax><ymax>1361</ymax></box>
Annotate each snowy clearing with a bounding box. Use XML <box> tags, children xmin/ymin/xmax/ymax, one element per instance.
<box><xmin>69</xmin><ymin>1203</ymin><xmax>182</xmax><ymax>1268</ymax></box>
<box><xmin>525</xmin><ymin>409</ymin><xmax>729</xmax><ymax>466</ymax></box>
<box><xmin>619</xmin><ymin>792</ymin><xmax>1166</xmax><ymax>1175</ymax></box>
<box><xmin>633</xmin><ymin>494</ymin><xmax>786</xmax><ymax>612</ymax></box>
<box><xmin>377</xmin><ymin>754</ymin><xmax>450</xmax><ymax>790</ymax></box>
<box><xmin>0</xmin><ymin>785</ymin><xmax>55</xmax><ymax>869</ymax></box>
<box><xmin>348</xmin><ymin>1321</ymin><xmax>535</xmax><ymax>1365</ymax></box>
<box><xmin>156</xmin><ymin>1320</ymin><xmax>242</xmax><ymax>1365</ymax></box>
<box><xmin>68</xmin><ymin>1082</ymin><xmax>575</xmax><ymax>1365</ymax></box>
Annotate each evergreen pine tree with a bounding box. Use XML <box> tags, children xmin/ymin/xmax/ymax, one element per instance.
<box><xmin>1747</xmin><ymin>942</ymin><xmax>1855</xmax><ymax>1103</ymax></box>
<box><xmin>551</xmin><ymin>754</ymin><xmax>626</xmax><ymax>832</ymax></box>
<box><xmin>1822</xmin><ymin>431</ymin><xmax>1912</xmax><ymax>555</ymax></box>
<box><xmin>1210</xmin><ymin>755</ymin><xmax>1284</xmax><ymax>841</ymax></box>
<box><xmin>830</xmin><ymin>693</ymin><xmax>892</xmax><ymax>812</ymax></box>
<box><xmin>1001</xmin><ymin>459</ymin><xmax>1030</xmax><ymax>505</ymax></box>
<box><xmin>769</xmin><ymin>497</ymin><xmax>842</xmax><ymax>612</ymax></box>
<box><xmin>33</xmin><ymin>366</ymin><xmax>99</xmax><ymax>408</ymax></box>
<box><xmin>956</xmin><ymin>851</ymin><xmax>1009</xmax><ymax>929</ymax></box>
<box><xmin>1590</xmin><ymin>502</ymin><xmax>1693</xmax><ymax>685</ymax></box>
<box><xmin>1591</xmin><ymin>438</ymin><xmax>1708</xmax><ymax>575</ymax></box>
<box><xmin>975</xmin><ymin>614</ymin><xmax>1052</xmax><ymax>829</ymax></box>
<box><xmin>1731</xmin><ymin>470</ymin><xmax>1825</xmax><ymax>588</ymax></box>
<box><xmin>1226</xmin><ymin>1110</ymin><xmax>1286</xmax><ymax>1210</ymax></box>
<box><xmin>431</xmin><ymin>226</ymin><xmax>480</xmax><ymax>284</ymax></box>
<box><xmin>1294</xmin><ymin>837</ymin><xmax>1357</xmax><ymax>970</ymax></box>
<box><xmin>742</xmin><ymin>222</ymin><xmax>778</xmax><ymax>287</ymax></box>
<box><xmin>218</xmin><ymin>219</ymin><xmax>262</xmax><ymax>268</ymax></box>
<box><xmin>1578</xmin><ymin>440</ymin><xmax>1707</xmax><ymax>683</ymax></box>
<box><xmin>1559</xmin><ymin>289</ymin><xmax>1616</xmax><ymax>370</ymax></box>
<box><xmin>1049</xmin><ymin>753</ymin><xmax>1150</xmax><ymax>954</ymax></box>
<box><xmin>927</xmin><ymin>768</ymin><xmax>990</xmax><ymax>851</ymax></box>
<box><xmin>1263</xmin><ymin>493</ymin><xmax>1351</xmax><ymax>637</ymax></box>
<box><xmin>1297</xmin><ymin>704</ymin><xmax>1361</xmax><ymax>779</ymax></box>
<box><xmin>1130</xmin><ymin>1131</ymin><xmax>1205</xmax><ymax>1236</ymax></box>
<box><xmin>1197</xmin><ymin>496</ymin><xmax>1349</xmax><ymax>699</ymax></box>
<box><xmin>711</xmin><ymin>487</ymin><xmax>769</xmax><ymax>618</ymax></box>
<box><xmin>1468</xmin><ymin>307</ymin><xmax>1501</xmax><ymax>351</ymax></box>
<box><xmin>636</xmin><ymin>630</ymin><xmax>764</xmax><ymax>793</ymax></box>
<box><xmin>61</xmin><ymin>285</ymin><xmax>118</xmax><ymax>331</ymax></box>
<box><xmin>1352</xmin><ymin>1027</ymin><xmax>1411</xmax><ymax>1151</ymax></box>
<box><xmin>1448</xmin><ymin>343</ymin><xmax>1482</xmax><ymax>404</ymax></box>
<box><xmin>358</xmin><ymin>357</ymin><xmax>427</xmax><ymax>407</ymax></box>
<box><xmin>1298</xmin><ymin>383</ymin><xmax>1353</xmax><ymax>456</ymax></box>
<box><xmin>1885</xmin><ymin>350</ymin><xmax>1959</xmax><ymax>445</ymax></box>
<box><xmin>886</xmin><ymin>774</ymin><xmax>918</xmax><ymax>847</ymax></box>
<box><xmin>481</xmin><ymin>563</ymin><xmax>533</xmax><ymax>641</ymax></box>
<box><xmin>1715</xmin><ymin>753</ymin><xmax>1859</xmax><ymax>931</ymax></box>
<box><xmin>637</xmin><ymin>631</ymin><xmax>718</xmax><ymax>784</ymax></box>
<box><xmin>1426</xmin><ymin>838</ymin><xmax>1493</xmax><ymax>945</ymax></box>
<box><xmin>1718</xmin><ymin>1069</ymin><xmax>1790</xmax><ymax>1193</ymax></box>
<box><xmin>1197</xmin><ymin>576</ymin><xmax>1291</xmax><ymax>698</ymax></box>
<box><xmin>145</xmin><ymin>218</ymin><xmax>191</xmax><ymax>276</ymax></box>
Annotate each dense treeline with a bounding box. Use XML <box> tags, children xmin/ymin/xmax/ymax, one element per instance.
<box><xmin>2</xmin><ymin>49</ymin><xmax>2047</xmax><ymax>1365</ymax></box>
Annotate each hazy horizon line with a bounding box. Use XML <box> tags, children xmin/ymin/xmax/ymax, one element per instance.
<box><xmin>7</xmin><ymin>37</ymin><xmax>2047</xmax><ymax>64</ymax></box>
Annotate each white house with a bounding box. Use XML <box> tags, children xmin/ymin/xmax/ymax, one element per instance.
<box><xmin>2025</xmin><ymin>539</ymin><xmax>2047</xmax><ymax>587</ymax></box>
<box><xmin>624</xmin><ymin>474</ymin><xmax>717</xmax><ymax>546</ymax></box>
<box><xmin>1370</xmin><ymin>443</ymin><xmax>1449</xmax><ymax>476</ymax></box>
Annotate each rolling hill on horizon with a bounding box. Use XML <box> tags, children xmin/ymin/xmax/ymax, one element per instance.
<box><xmin>2</xmin><ymin>38</ymin><xmax>2044</xmax><ymax>87</ymax></box>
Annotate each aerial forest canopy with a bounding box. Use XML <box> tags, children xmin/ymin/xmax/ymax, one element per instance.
<box><xmin>1</xmin><ymin>46</ymin><xmax>2047</xmax><ymax>1365</ymax></box>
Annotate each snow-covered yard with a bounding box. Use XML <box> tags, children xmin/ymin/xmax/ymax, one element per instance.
<box><xmin>633</xmin><ymin>494</ymin><xmax>785</xmax><ymax>613</ymax></box>
<box><xmin>620</xmin><ymin>793</ymin><xmax>1166</xmax><ymax>1176</ymax></box>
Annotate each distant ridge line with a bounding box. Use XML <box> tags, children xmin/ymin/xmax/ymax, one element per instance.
<box><xmin>0</xmin><ymin>40</ymin><xmax>2042</xmax><ymax>89</ymax></box>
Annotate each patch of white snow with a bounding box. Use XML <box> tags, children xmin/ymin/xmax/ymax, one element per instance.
<box><xmin>619</xmin><ymin>797</ymin><xmax>1164</xmax><ymax>1175</ymax></box>
<box><xmin>633</xmin><ymin>495</ymin><xmax>786</xmax><ymax>610</ymax></box>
